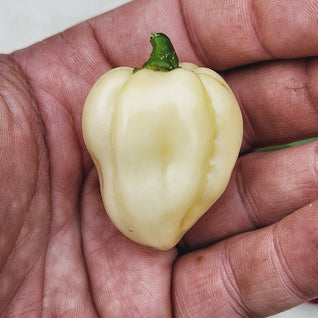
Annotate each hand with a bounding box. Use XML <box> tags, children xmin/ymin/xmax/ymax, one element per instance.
<box><xmin>1</xmin><ymin>0</ymin><xmax>317</xmax><ymax>317</ymax></box>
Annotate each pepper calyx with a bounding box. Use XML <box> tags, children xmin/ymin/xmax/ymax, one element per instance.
<box><xmin>134</xmin><ymin>32</ymin><xmax>179</xmax><ymax>73</ymax></box>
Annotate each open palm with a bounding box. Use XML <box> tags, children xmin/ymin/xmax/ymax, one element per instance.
<box><xmin>1</xmin><ymin>0</ymin><xmax>318</xmax><ymax>317</ymax></box>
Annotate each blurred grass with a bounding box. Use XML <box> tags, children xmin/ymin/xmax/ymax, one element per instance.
<box><xmin>258</xmin><ymin>137</ymin><xmax>318</xmax><ymax>152</ymax></box>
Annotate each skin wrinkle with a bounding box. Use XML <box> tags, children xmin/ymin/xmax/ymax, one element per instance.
<box><xmin>56</xmin><ymin>29</ymin><xmax>105</xmax><ymax>91</ymax></box>
<box><xmin>289</xmin><ymin>59</ymin><xmax>318</xmax><ymax>138</ymax></box>
<box><xmin>223</xmin><ymin>63</ymin><xmax>270</xmax><ymax>152</ymax></box>
<box><xmin>177</xmin><ymin>0</ymin><xmax>209</xmax><ymax>67</ymax></box>
<box><xmin>18</xmin><ymin>154</ymin><xmax>49</xmax><ymax>318</ymax></box>
<box><xmin>0</xmin><ymin>64</ymin><xmax>32</xmax><ymax>120</ymax></box>
<box><xmin>304</xmin><ymin>58</ymin><xmax>318</xmax><ymax>117</ymax></box>
<box><xmin>224</xmin><ymin>58</ymin><xmax>318</xmax><ymax>151</ymax></box>
<box><xmin>296</xmin><ymin>142</ymin><xmax>318</xmax><ymax>200</ymax></box>
<box><xmin>271</xmin><ymin>225</ymin><xmax>310</xmax><ymax>301</ymax></box>
<box><xmin>5</xmin><ymin>57</ymin><xmax>46</xmax><ymax>140</ymax></box>
<box><xmin>0</xmin><ymin>253</ymin><xmax>44</xmax><ymax>318</ymax></box>
<box><xmin>76</xmin><ymin>196</ymin><xmax>100</xmax><ymax>318</ymax></box>
<box><xmin>85</xmin><ymin>20</ymin><xmax>115</xmax><ymax>70</ymax></box>
<box><xmin>34</xmin><ymin>85</ymin><xmax>82</xmax><ymax>191</ymax></box>
<box><xmin>282</xmin><ymin>59</ymin><xmax>318</xmax><ymax>138</ymax></box>
<box><xmin>221</xmin><ymin>244</ymin><xmax>251</xmax><ymax>317</ymax></box>
<box><xmin>234</xmin><ymin>158</ymin><xmax>264</xmax><ymax>229</ymax></box>
<box><xmin>178</xmin><ymin>0</ymin><xmax>214</xmax><ymax>68</ymax></box>
<box><xmin>223</xmin><ymin>225</ymin><xmax>310</xmax><ymax>317</ymax></box>
<box><xmin>0</xmin><ymin>85</ymin><xmax>15</xmax><ymax>128</ymax></box>
<box><xmin>249</xmin><ymin>0</ymin><xmax>275</xmax><ymax>60</ymax></box>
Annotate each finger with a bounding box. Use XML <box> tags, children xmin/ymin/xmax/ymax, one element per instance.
<box><xmin>173</xmin><ymin>200</ymin><xmax>318</xmax><ymax>317</ymax></box>
<box><xmin>81</xmin><ymin>169</ymin><xmax>177</xmax><ymax>317</ymax></box>
<box><xmin>181</xmin><ymin>0</ymin><xmax>318</xmax><ymax>69</ymax></box>
<box><xmin>181</xmin><ymin>140</ymin><xmax>318</xmax><ymax>250</ymax></box>
<box><xmin>223</xmin><ymin>58</ymin><xmax>318</xmax><ymax>151</ymax></box>
<box><xmin>88</xmin><ymin>0</ymin><xmax>318</xmax><ymax>70</ymax></box>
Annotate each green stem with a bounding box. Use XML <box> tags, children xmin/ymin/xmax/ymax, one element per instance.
<box><xmin>134</xmin><ymin>32</ymin><xmax>179</xmax><ymax>72</ymax></box>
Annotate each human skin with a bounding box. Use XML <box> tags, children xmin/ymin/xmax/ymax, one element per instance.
<box><xmin>0</xmin><ymin>0</ymin><xmax>318</xmax><ymax>317</ymax></box>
